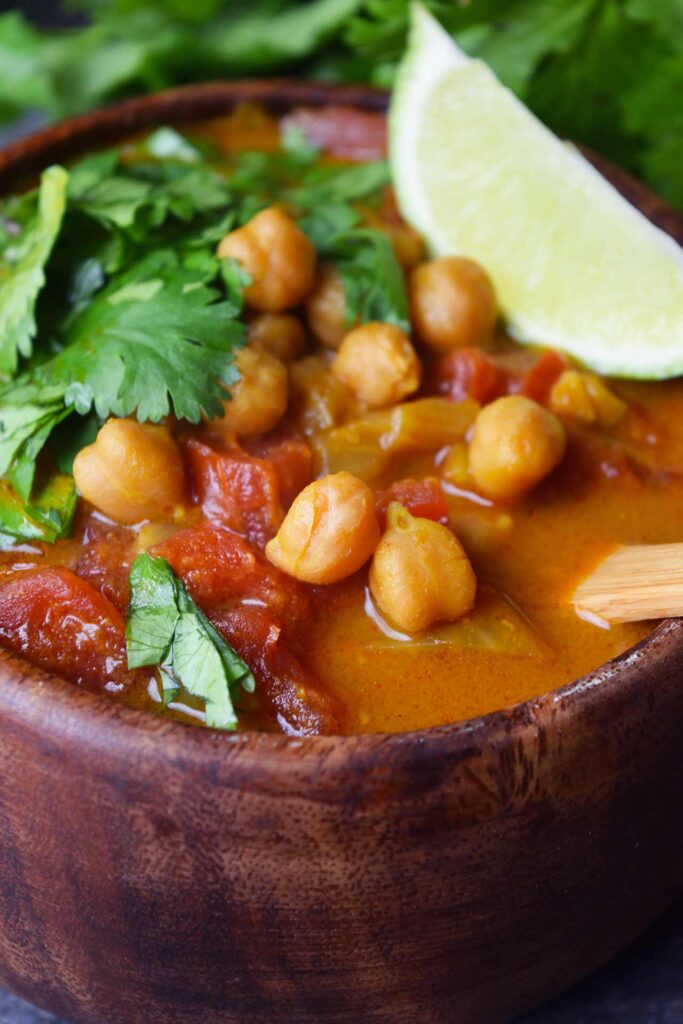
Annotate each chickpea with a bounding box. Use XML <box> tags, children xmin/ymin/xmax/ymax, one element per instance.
<box><xmin>468</xmin><ymin>395</ymin><xmax>566</xmax><ymax>503</ymax></box>
<box><xmin>305</xmin><ymin>264</ymin><xmax>349</xmax><ymax>349</ymax></box>
<box><xmin>247</xmin><ymin>312</ymin><xmax>307</xmax><ymax>364</ymax></box>
<box><xmin>409</xmin><ymin>257</ymin><xmax>497</xmax><ymax>353</ymax></box>
<box><xmin>290</xmin><ymin>354</ymin><xmax>357</xmax><ymax>434</ymax></box>
<box><xmin>331</xmin><ymin>322</ymin><xmax>421</xmax><ymax>408</ymax></box>
<box><xmin>265</xmin><ymin>472</ymin><xmax>380</xmax><ymax>584</ymax></box>
<box><xmin>217</xmin><ymin>206</ymin><xmax>316</xmax><ymax>312</ymax></box>
<box><xmin>369</xmin><ymin>503</ymin><xmax>476</xmax><ymax>632</ymax></box>
<box><xmin>549</xmin><ymin>370</ymin><xmax>627</xmax><ymax>429</ymax></box>
<box><xmin>209</xmin><ymin>347</ymin><xmax>288</xmax><ymax>439</ymax></box>
<box><xmin>73</xmin><ymin>419</ymin><xmax>186</xmax><ymax>525</ymax></box>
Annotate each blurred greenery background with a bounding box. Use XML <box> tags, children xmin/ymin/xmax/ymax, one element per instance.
<box><xmin>1</xmin><ymin>0</ymin><xmax>681</xmax><ymax>209</ymax></box>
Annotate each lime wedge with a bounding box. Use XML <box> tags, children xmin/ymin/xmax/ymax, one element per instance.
<box><xmin>389</xmin><ymin>3</ymin><xmax>683</xmax><ymax>379</ymax></box>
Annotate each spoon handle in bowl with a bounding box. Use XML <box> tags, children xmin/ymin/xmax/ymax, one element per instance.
<box><xmin>573</xmin><ymin>543</ymin><xmax>683</xmax><ymax>623</ymax></box>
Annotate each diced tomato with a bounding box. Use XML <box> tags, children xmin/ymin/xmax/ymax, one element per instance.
<box><xmin>210</xmin><ymin>605</ymin><xmax>341</xmax><ymax>736</ymax></box>
<box><xmin>433</xmin><ymin>347</ymin><xmax>509</xmax><ymax>404</ymax></box>
<box><xmin>76</xmin><ymin>519</ymin><xmax>136</xmax><ymax>613</ymax></box>
<box><xmin>375</xmin><ymin>478</ymin><xmax>449</xmax><ymax>529</ymax></box>
<box><xmin>184</xmin><ymin>438</ymin><xmax>284</xmax><ymax>548</ymax></box>
<box><xmin>243</xmin><ymin>435</ymin><xmax>312</xmax><ymax>508</ymax></box>
<box><xmin>519</xmin><ymin>350</ymin><xmax>569</xmax><ymax>404</ymax></box>
<box><xmin>0</xmin><ymin>567</ymin><xmax>137</xmax><ymax>692</ymax></box>
<box><xmin>151</xmin><ymin>523</ymin><xmax>310</xmax><ymax>631</ymax></box>
<box><xmin>282</xmin><ymin>106</ymin><xmax>387</xmax><ymax>161</ymax></box>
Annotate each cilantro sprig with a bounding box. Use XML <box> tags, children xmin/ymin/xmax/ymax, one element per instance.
<box><xmin>0</xmin><ymin>382</ymin><xmax>71</xmax><ymax>501</ymax></box>
<box><xmin>0</xmin><ymin>475</ymin><xmax>77</xmax><ymax>547</ymax></box>
<box><xmin>42</xmin><ymin>249</ymin><xmax>243</xmax><ymax>423</ymax></box>
<box><xmin>1</xmin><ymin>2</ymin><xmax>680</xmax><ymax>210</ymax></box>
<box><xmin>0</xmin><ymin>124</ymin><xmax>396</xmax><ymax>542</ymax></box>
<box><xmin>0</xmin><ymin>140</ymin><xmax>248</xmax><ymax>539</ymax></box>
<box><xmin>223</xmin><ymin>136</ymin><xmax>408</xmax><ymax>331</ymax></box>
<box><xmin>126</xmin><ymin>554</ymin><xmax>255</xmax><ymax>731</ymax></box>
<box><xmin>0</xmin><ymin>167</ymin><xmax>67</xmax><ymax>376</ymax></box>
<box><xmin>320</xmin><ymin>227</ymin><xmax>410</xmax><ymax>332</ymax></box>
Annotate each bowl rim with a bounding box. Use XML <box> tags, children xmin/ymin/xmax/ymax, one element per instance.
<box><xmin>0</xmin><ymin>77</ymin><xmax>681</xmax><ymax>764</ymax></box>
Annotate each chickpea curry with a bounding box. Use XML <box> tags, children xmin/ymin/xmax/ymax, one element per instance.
<box><xmin>0</xmin><ymin>105</ymin><xmax>681</xmax><ymax>735</ymax></box>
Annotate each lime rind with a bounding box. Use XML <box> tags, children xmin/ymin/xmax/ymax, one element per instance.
<box><xmin>390</xmin><ymin>3</ymin><xmax>683</xmax><ymax>379</ymax></box>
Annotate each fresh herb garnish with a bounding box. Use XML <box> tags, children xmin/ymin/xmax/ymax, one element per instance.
<box><xmin>0</xmin><ymin>124</ymin><xmax>394</xmax><ymax>539</ymax></box>
<box><xmin>242</xmin><ymin>144</ymin><xmax>407</xmax><ymax>331</ymax></box>
<box><xmin>0</xmin><ymin>381</ymin><xmax>77</xmax><ymax>541</ymax></box>
<box><xmin>288</xmin><ymin>160</ymin><xmax>391</xmax><ymax>208</ymax></box>
<box><xmin>67</xmin><ymin>149</ymin><xmax>232</xmax><ymax>241</ymax></box>
<box><xmin>0</xmin><ymin>382</ymin><xmax>72</xmax><ymax>501</ymax></box>
<box><xmin>126</xmin><ymin>553</ymin><xmax>255</xmax><ymax>730</ymax></box>
<box><xmin>41</xmin><ymin>249</ymin><xmax>243</xmax><ymax>423</ymax></box>
<box><xmin>143</xmin><ymin>127</ymin><xmax>203</xmax><ymax>164</ymax></box>
<box><xmin>1</xmin><ymin>2</ymin><xmax>679</xmax><ymax>210</ymax></box>
<box><xmin>0</xmin><ymin>147</ymin><xmax>249</xmax><ymax>503</ymax></box>
<box><xmin>320</xmin><ymin>227</ymin><xmax>410</xmax><ymax>332</ymax></box>
<box><xmin>0</xmin><ymin>167</ymin><xmax>67</xmax><ymax>376</ymax></box>
<box><xmin>0</xmin><ymin>475</ymin><xmax>77</xmax><ymax>545</ymax></box>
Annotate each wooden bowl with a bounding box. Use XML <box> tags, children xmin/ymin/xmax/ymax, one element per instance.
<box><xmin>0</xmin><ymin>82</ymin><xmax>681</xmax><ymax>1024</ymax></box>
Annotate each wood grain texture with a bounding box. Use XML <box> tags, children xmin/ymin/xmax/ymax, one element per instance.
<box><xmin>0</xmin><ymin>81</ymin><xmax>681</xmax><ymax>1024</ymax></box>
<box><xmin>574</xmin><ymin>543</ymin><xmax>683</xmax><ymax>623</ymax></box>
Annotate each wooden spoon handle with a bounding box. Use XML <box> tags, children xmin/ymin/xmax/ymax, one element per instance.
<box><xmin>573</xmin><ymin>543</ymin><xmax>683</xmax><ymax>624</ymax></box>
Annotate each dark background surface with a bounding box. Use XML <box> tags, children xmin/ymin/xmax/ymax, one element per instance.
<box><xmin>0</xmin><ymin>2</ymin><xmax>682</xmax><ymax>1022</ymax></box>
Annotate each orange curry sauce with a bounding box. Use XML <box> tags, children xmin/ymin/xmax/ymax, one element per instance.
<box><xmin>0</xmin><ymin>106</ymin><xmax>682</xmax><ymax>734</ymax></box>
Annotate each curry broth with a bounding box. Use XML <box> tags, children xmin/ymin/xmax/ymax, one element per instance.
<box><xmin>311</xmin><ymin>397</ymin><xmax>683</xmax><ymax>732</ymax></box>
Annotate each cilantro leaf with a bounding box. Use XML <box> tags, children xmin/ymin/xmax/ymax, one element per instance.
<box><xmin>68</xmin><ymin>256</ymin><xmax>107</xmax><ymax>307</ymax></box>
<box><xmin>315</xmin><ymin>226</ymin><xmax>410</xmax><ymax>332</ymax></box>
<box><xmin>299</xmin><ymin>203</ymin><xmax>361</xmax><ymax>250</ymax></box>
<box><xmin>52</xmin><ymin>411</ymin><xmax>102</xmax><ymax>475</ymax></box>
<box><xmin>126</xmin><ymin>553</ymin><xmax>255</xmax><ymax>730</ymax></box>
<box><xmin>0</xmin><ymin>382</ymin><xmax>71</xmax><ymax>501</ymax></box>
<box><xmin>2</xmin><ymin>1</ymin><xmax>682</xmax><ymax>210</ymax></box>
<box><xmin>143</xmin><ymin>165</ymin><xmax>231</xmax><ymax>224</ymax></box>
<box><xmin>220</xmin><ymin>147</ymin><xmax>402</xmax><ymax>330</ymax></box>
<box><xmin>622</xmin><ymin>50</ymin><xmax>683</xmax><ymax>210</ymax></box>
<box><xmin>24</xmin><ymin>473</ymin><xmax>78</xmax><ymax>540</ymax></box>
<box><xmin>0</xmin><ymin>126</ymin><xmax>391</xmax><ymax>516</ymax></box>
<box><xmin>172</xmin><ymin>609</ymin><xmax>243</xmax><ymax>730</ymax></box>
<box><xmin>287</xmin><ymin>160</ymin><xmax>391</xmax><ymax>209</ymax></box>
<box><xmin>528</xmin><ymin>0</ymin><xmax>656</xmax><ymax>173</ymax></box>
<box><xmin>225</xmin><ymin>143</ymin><xmax>389</xmax><ymax>219</ymax></box>
<box><xmin>340</xmin><ymin>0</ymin><xmax>683</xmax><ymax>210</ymax></box>
<box><xmin>459</xmin><ymin>0</ymin><xmax>594</xmax><ymax>96</ymax></box>
<box><xmin>203</xmin><ymin>0</ymin><xmax>364</xmax><ymax>72</ymax></box>
<box><xmin>220</xmin><ymin>257</ymin><xmax>252</xmax><ymax>312</ymax></box>
<box><xmin>40</xmin><ymin>250</ymin><xmax>245</xmax><ymax>423</ymax></box>
<box><xmin>126</xmin><ymin>554</ymin><xmax>181</xmax><ymax>666</ymax></box>
<box><xmin>0</xmin><ymin>144</ymin><xmax>248</xmax><ymax>502</ymax></box>
<box><xmin>143</xmin><ymin>127</ymin><xmax>203</xmax><ymax>163</ymax></box>
<box><xmin>0</xmin><ymin>166</ymin><xmax>68</xmax><ymax>376</ymax></box>
<box><xmin>0</xmin><ymin>12</ymin><xmax>53</xmax><ymax>123</ymax></box>
<box><xmin>68</xmin><ymin>148</ymin><xmax>231</xmax><ymax>237</ymax></box>
<box><xmin>0</xmin><ymin>474</ymin><xmax>77</xmax><ymax>544</ymax></box>
<box><xmin>69</xmin><ymin>168</ymin><xmax>155</xmax><ymax>231</ymax></box>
